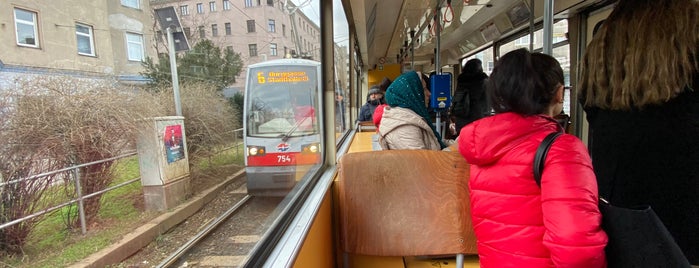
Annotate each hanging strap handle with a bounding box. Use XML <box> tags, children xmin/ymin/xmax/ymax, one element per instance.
<box><xmin>533</xmin><ymin>131</ymin><xmax>563</xmax><ymax>187</ymax></box>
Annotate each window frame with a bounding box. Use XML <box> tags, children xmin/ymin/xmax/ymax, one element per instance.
<box><xmin>247</xmin><ymin>20</ymin><xmax>256</xmax><ymax>33</ymax></box>
<box><xmin>14</xmin><ymin>8</ymin><xmax>39</xmax><ymax>48</ymax></box>
<box><xmin>223</xmin><ymin>0</ymin><xmax>231</xmax><ymax>10</ymax></box>
<box><xmin>225</xmin><ymin>22</ymin><xmax>232</xmax><ymax>35</ymax></box>
<box><xmin>197</xmin><ymin>3</ymin><xmax>204</xmax><ymax>14</ymax></box>
<box><xmin>125</xmin><ymin>32</ymin><xmax>144</xmax><ymax>62</ymax></box>
<box><xmin>76</xmin><ymin>23</ymin><xmax>96</xmax><ymax>56</ymax></box>
<box><xmin>211</xmin><ymin>24</ymin><xmax>218</xmax><ymax>37</ymax></box>
<box><xmin>120</xmin><ymin>0</ymin><xmax>140</xmax><ymax>9</ymax></box>
<box><xmin>180</xmin><ymin>5</ymin><xmax>189</xmax><ymax>15</ymax></box>
<box><xmin>270</xmin><ymin>43</ymin><xmax>277</xmax><ymax>56</ymax></box>
<box><xmin>248</xmin><ymin>43</ymin><xmax>258</xmax><ymax>57</ymax></box>
<box><xmin>209</xmin><ymin>1</ymin><xmax>216</xmax><ymax>12</ymax></box>
<box><xmin>245</xmin><ymin>0</ymin><xmax>253</xmax><ymax>8</ymax></box>
<box><xmin>268</xmin><ymin>19</ymin><xmax>276</xmax><ymax>33</ymax></box>
<box><xmin>198</xmin><ymin>26</ymin><xmax>205</xmax><ymax>38</ymax></box>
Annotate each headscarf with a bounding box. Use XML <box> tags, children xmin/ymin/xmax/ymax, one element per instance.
<box><xmin>385</xmin><ymin>71</ymin><xmax>446</xmax><ymax>149</ymax></box>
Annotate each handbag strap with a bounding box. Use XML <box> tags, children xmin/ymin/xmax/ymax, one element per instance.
<box><xmin>533</xmin><ymin>131</ymin><xmax>563</xmax><ymax>187</ymax></box>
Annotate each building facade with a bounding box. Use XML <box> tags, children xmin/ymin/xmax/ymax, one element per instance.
<box><xmin>150</xmin><ymin>0</ymin><xmax>321</xmax><ymax>90</ymax></box>
<box><xmin>0</xmin><ymin>0</ymin><xmax>158</xmax><ymax>86</ymax></box>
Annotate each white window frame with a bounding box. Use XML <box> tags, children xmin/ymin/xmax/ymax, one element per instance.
<box><xmin>14</xmin><ymin>8</ymin><xmax>39</xmax><ymax>48</ymax></box>
<box><xmin>270</xmin><ymin>43</ymin><xmax>277</xmax><ymax>56</ymax></box>
<box><xmin>125</xmin><ymin>32</ymin><xmax>144</xmax><ymax>62</ymax></box>
<box><xmin>225</xmin><ymin>22</ymin><xmax>232</xmax><ymax>35</ymax></box>
<box><xmin>76</xmin><ymin>23</ymin><xmax>95</xmax><ymax>56</ymax></box>
<box><xmin>120</xmin><ymin>0</ymin><xmax>140</xmax><ymax>9</ymax></box>
<box><xmin>211</xmin><ymin>24</ymin><xmax>218</xmax><ymax>36</ymax></box>
<box><xmin>268</xmin><ymin>19</ymin><xmax>275</xmax><ymax>33</ymax></box>
<box><xmin>249</xmin><ymin>44</ymin><xmax>257</xmax><ymax>57</ymax></box>
<box><xmin>245</xmin><ymin>0</ymin><xmax>253</xmax><ymax>7</ymax></box>
<box><xmin>197</xmin><ymin>3</ymin><xmax>204</xmax><ymax>14</ymax></box>
<box><xmin>209</xmin><ymin>1</ymin><xmax>216</xmax><ymax>12</ymax></box>
<box><xmin>223</xmin><ymin>0</ymin><xmax>231</xmax><ymax>10</ymax></box>
<box><xmin>180</xmin><ymin>5</ymin><xmax>189</xmax><ymax>15</ymax></box>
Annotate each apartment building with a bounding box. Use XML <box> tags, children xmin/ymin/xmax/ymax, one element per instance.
<box><xmin>150</xmin><ymin>0</ymin><xmax>321</xmax><ymax>90</ymax></box>
<box><xmin>0</xmin><ymin>0</ymin><xmax>158</xmax><ymax>86</ymax></box>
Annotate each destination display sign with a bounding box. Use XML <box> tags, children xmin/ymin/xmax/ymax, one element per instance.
<box><xmin>256</xmin><ymin>71</ymin><xmax>309</xmax><ymax>84</ymax></box>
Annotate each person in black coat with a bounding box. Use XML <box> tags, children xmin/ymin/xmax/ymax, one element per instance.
<box><xmin>450</xmin><ymin>59</ymin><xmax>489</xmax><ymax>136</ymax></box>
<box><xmin>357</xmin><ymin>86</ymin><xmax>384</xmax><ymax>122</ymax></box>
<box><xmin>578</xmin><ymin>0</ymin><xmax>699</xmax><ymax>263</ymax></box>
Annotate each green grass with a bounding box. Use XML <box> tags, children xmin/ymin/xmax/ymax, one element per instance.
<box><xmin>0</xmin><ymin>146</ymin><xmax>244</xmax><ymax>267</ymax></box>
<box><xmin>1</xmin><ymin>157</ymin><xmax>144</xmax><ymax>268</ymax></box>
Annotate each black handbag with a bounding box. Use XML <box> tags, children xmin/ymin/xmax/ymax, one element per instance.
<box><xmin>533</xmin><ymin>132</ymin><xmax>691</xmax><ymax>268</ymax></box>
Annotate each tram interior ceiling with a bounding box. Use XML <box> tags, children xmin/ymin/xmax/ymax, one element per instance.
<box><xmin>348</xmin><ymin>0</ymin><xmax>600</xmax><ymax>71</ymax></box>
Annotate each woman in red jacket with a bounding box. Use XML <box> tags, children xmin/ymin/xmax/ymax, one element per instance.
<box><xmin>458</xmin><ymin>48</ymin><xmax>607</xmax><ymax>267</ymax></box>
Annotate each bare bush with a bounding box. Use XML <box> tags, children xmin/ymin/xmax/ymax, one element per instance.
<box><xmin>0</xmin><ymin>76</ymin><xmax>161</xmax><ymax>254</ymax></box>
<box><xmin>151</xmin><ymin>82</ymin><xmax>240</xmax><ymax>164</ymax></box>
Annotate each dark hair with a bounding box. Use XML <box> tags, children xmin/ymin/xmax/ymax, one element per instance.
<box><xmin>489</xmin><ymin>48</ymin><xmax>564</xmax><ymax>115</ymax></box>
<box><xmin>420</xmin><ymin>72</ymin><xmax>431</xmax><ymax>92</ymax></box>
<box><xmin>462</xmin><ymin>58</ymin><xmax>483</xmax><ymax>75</ymax></box>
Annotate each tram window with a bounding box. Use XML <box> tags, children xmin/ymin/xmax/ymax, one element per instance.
<box><xmin>462</xmin><ymin>49</ymin><xmax>495</xmax><ymax>76</ymax></box>
<box><xmin>334</xmin><ymin>0</ymin><xmax>351</xmax><ymax>138</ymax></box>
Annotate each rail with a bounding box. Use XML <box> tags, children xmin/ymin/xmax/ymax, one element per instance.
<box><xmin>0</xmin><ymin>128</ymin><xmax>245</xmax><ymax>235</ymax></box>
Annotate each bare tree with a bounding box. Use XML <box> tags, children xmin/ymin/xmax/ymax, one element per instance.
<box><xmin>0</xmin><ymin>75</ymin><xmax>162</xmax><ymax>253</ymax></box>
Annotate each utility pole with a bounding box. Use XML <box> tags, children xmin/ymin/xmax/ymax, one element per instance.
<box><xmin>167</xmin><ymin>27</ymin><xmax>183</xmax><ymax>116</ymax></box>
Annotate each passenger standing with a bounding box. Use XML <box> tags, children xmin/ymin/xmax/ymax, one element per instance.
<box><xmin>578</xmin><ymin>0</ymin><xmax>699</xmax><ymax>264</ymax></box>
<box><xmin>357</xmin><ymin>86</ymin><xmax>384</xmax><ymax>122</ymax></box>
<box><xmin>377</xmin><ymin>71</ymin><xmax>447</xmax><ymax>150</ymax></box>
<box><xmin>450</xmin><ymin>59</ymin><xmax>489</xmax><ymax>136</ymax></box>
<box><xmin>459</xmin><ymin>48</ymin><xmax>607</xmax><ymax>267</ymax></box>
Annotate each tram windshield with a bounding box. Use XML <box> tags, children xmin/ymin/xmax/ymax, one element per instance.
<box><xmin>246</xmin><ymin>65</ymin><xmax>319</xmax><ymax>138</ymax></box>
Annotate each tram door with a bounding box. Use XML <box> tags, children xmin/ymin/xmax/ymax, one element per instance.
<box><xmin>579</xmin><ymin>7</ymin><xmax>613</xmax><ymax>146</ymax></box>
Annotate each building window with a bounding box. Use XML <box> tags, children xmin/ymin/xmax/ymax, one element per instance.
<box><xmin>256</xmin><ymin>0</ymin><xmax>261</xmax><ymax>5</ymax></box>
<box><xmin>268</xmin><ymin>19</ymin><xmax>275</xmax><ymax>32</ymax></box>
<box><xmin>225</xmin><ymin>23</ymin><xmax>231</xmax><ymax>35</ymax></box>
<box><xmin>247</xmin><ymin>20</ymin><xmax>255</xmax><ymax>33</ymax></box>
<box><xmin>211</xmin><ymin>24</ymin><xmax>218</xmax><ymax>36</ymax></box>
<box><xmin>14</xmin><ymin>8</ymin><xmax>39</xmax><ymax>47</ymax></box>
<box><xmin>121</xmin><ymin>0</ymin><xmax>139</xmax><ymax>9</ymax></box>
<box><xmin>76</xmin><ymin>23</ymin><xmax>95</xmax><ymax>56</ymax></box>
<box><xmin>180</xmin><ymin>5</ymin><xmax>189</xmax><ymax>15</ymax></box>
<box><xmin>245</xmin><ymin>0</ymin><xmax>253</xmax><ymax>7</ymax></box>
<box><xmin>198</xmin><ymin>26</ymin><xmax>205</xmax><ymax>38</ymax></box>
<box><xmin>267</xmin><ymin>0</ymin><xmax>274</xmax><ymax>6</ymax></box>
<box><xmin>223</xmin><ymin>0</ymin><xmax>231</xmax><ymax>10</ymax></box>
<box><xmin>125</xmin><ymin>32</ymin><xmax>144</xmax><ymax>61</ymax></box>
<box><xmin>183</xmin><ymin>27</ymin><xmax>191</xmax><ymax>38</ymax></box>
<box><xmin>248</xmin><ymin>44</ymin><xmax>257</xmax><ymax>57</ymax></box>
<box><xmin>514</xmin><ymin>35</ymin><xmax>533</xmax><ymax>46</ymax></box>
<box><xmin>282</xmin><ymin>24</ymin><xmax>286</xmax><ymax>36</ymax></box>
<box><xmin>226</xmin><ymin>45</ymin><xmax>233</xmax><ymax>52</ymax></box>
<box><xmin>196</xmin><ymin>3</ymin><xmax>204</xmax><ymax>13</ymax></box>
<box><xmin>270</xmin><ymin>43</ymin><xmax>277</xmax><ymax>56</ymax></box>
<box><xmin>487</xmin><ymin>61</ymin><xmax>494</xmax><ymax>72</ymax></box>
<box><xmin>209</xmin><ymin>1</ymin><xmax>216</xmax><ymax>12</ymax></box>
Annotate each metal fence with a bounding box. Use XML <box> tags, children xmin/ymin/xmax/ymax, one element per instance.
<box><xmin>0</xmin><ymin>128</ymin><xmax>244</xmax><ymax>235</ymax></box>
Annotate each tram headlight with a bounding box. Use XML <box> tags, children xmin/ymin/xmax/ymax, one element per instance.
<box><xmin>301</xmin><ymin>143</ymin><xmax>321</xmax><ymax>153</ymax></box>
<box><xmin>247</xmin><ymin>146</ymin><xmax>266</xmax><ymax>156</ymax></box>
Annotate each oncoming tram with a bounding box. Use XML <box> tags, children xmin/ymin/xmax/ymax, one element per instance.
<box><xmin>243</xmin><ymin>58</ymin><xmax>323</xmax><ymax>196</ymax></box>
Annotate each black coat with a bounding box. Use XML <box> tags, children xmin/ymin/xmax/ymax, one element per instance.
<box><xmin>452</xmin><ymin>72</ymin><xmax>488</xmax><ymax>134</ymax></box>
<box><xmin>585</xmin><ymin>87</ymin><xmax>699</xmax><ymax>264</ymax></box>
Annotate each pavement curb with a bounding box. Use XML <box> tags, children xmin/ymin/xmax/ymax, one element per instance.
<box><xmin>69</xmin><ymin>169</ymin><xmax>246</xmax><ymax>268</ymax></box>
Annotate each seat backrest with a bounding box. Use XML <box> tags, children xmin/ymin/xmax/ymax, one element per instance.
<box><xmin>337</xmin><ymin>149</ymin><xmax>478</xmax><ymax>257</ymax></box>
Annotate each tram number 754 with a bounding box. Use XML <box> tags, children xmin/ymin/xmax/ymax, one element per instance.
<box><xmin>277</xmin><ymin>155</ymin><xmax>292</xmax><ymax>163</ymax></box>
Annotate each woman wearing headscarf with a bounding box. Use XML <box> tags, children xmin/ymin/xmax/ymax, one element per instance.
<box><xmin>377</xmin><ymin>71</ymin><xmax>446</xmax><ymax>150</ymax></box>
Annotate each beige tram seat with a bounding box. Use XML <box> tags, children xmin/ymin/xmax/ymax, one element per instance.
<box><xmin>337</xmin><ymin>150</ymin><xmax>478</xmax><ymax>268</ymax></box>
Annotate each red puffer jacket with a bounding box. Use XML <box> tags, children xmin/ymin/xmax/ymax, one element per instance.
<box><xmin>458</xmin><ymin>112</ymin><xmax>607</xmax><ymax>268</ymax></box>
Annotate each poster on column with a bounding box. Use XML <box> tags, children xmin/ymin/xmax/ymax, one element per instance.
<box><xmin>164</xmin><ymin>125</ymin><xmax>185</xmax><ymax>163</ymax></box>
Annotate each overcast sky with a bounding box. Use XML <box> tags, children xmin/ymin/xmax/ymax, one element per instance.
<box><xmin>292</xmin><ymin>0</ymin><xmax>349</xmax><ymax>47</ymax></box>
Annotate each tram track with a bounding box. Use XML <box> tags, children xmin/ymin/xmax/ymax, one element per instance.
<box><xmin>156</xmin><ymin>194</ymin><xmax>253</xmax><ymax>268</ymax></box>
